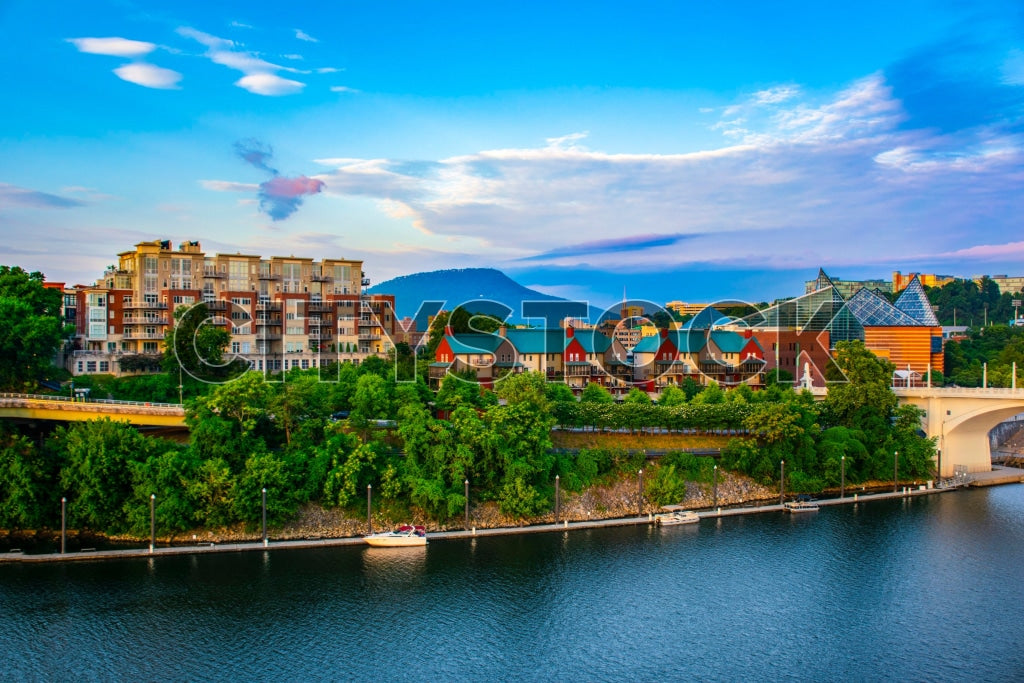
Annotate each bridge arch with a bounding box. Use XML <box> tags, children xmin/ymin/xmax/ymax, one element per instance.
<box><xmin>894</xmin><ymin>388</ymin><xmax>1024</xmax><ymax>477</ymax></box>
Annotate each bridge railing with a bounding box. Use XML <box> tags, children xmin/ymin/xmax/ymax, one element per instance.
<box><xmin>0</xmin><ymin>392</ymin><xmax>183</xmax><ymax>408</ymax></box>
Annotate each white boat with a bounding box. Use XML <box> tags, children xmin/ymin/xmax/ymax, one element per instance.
<box><xmin>783</xmin><ymin>500</ymin><xmax>820</xmax><ymax>513</ymax></box>
<box><xmin>364</xmin><ymin>524</ymin><xmax>428</xmax><ymax>547</ymax></box>
<box><xmin>655</xmin><ymin>510</ymin><xmax>700</xmax><ymax>525</ymax></box>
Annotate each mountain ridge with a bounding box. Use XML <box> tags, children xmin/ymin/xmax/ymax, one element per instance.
<box><xmin>367</xmin><ymin>268</ymin><xmax>583</xmax><ymax>325</ymax></box>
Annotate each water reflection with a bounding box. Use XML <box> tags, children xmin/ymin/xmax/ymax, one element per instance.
<box><xmin>2</xmin><ymin>487</ymin><xmax>1023</xmax><ymax>681</ymax></box>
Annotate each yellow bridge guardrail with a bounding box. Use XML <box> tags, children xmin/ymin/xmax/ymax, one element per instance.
<box><xmin>0</xmin><ymin>393</ymin><xmax>186</xmax><ymax>427</ymax></box>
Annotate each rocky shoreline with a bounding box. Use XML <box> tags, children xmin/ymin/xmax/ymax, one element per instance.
<box><xmin>1</xmin><ymin>471</ymin><xmax>779</xmax><ymax>549</ymax></box>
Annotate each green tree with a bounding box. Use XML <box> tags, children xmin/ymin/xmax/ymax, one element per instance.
<box><xmin>658</xmin><ymin>385</ymin><xmax>688</xmax><ymax>406</ymax></box>
<box><xmin>822</xmin><ymin>340</ymin><xmax>897</xmax><ymax>457</ymax></box>
<box><xmin>126</xmin><ymin>446</ymin><xmax>200</xmax><ymax>534</ymax></box>
<box><xmin>580</xmin><ymin>381</ymin><xmax>614</xmax><ymax>403</ymax></box>
<box><xmin>55</xmin><ymin>418</ymin><xmax>156</xmax><ymax>531</ymax></box>
<box><xmin>0</xmin><ymin>427</ymin><xmax>55</xmax><ymax>528</ymax></box>
<box><xmin>0</xmin><ymin>266</ymin><xmax>65</xmax><ymax>389</ymax></box>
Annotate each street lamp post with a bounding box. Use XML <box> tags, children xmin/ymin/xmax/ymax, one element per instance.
<box><xmin>178</xmin><ymin>365</ymin><xmax>183</xmax><ymax>404</ymax></box>
<box><xmin>61</xmin><ymin>497</ymin><xmax>66</xmax><ymax>554</ymax></box>
<box><xmin>638</xmin><ymin>469</ymin><xmax>644</xmax><ymax>517</ymax></box>
<box><xmin>261</xmin><ymin>488</ymin><xmax>267</xmax><ymax>546</ymax></box>
<box><xmin>840</xmin><ymin>456</ymin><xmax>846</xmax><ymax>499</ymax></box>
<box><xmin>149</xmin><ymin>493</ymin><xmax>156</xmax><ymax>553</ymax></box>
<box><xmin>554</xmin><ymin>474</ymin><xmax>560</xmax><ymax>523</ymax></box>
<box><xmin>366</xmin><ymin>484</ymin><xmax>372</xmax><ymax>535</ymax></box>
<box><xmin>780</xmin><ymin>460</ymin><xmax>785</xmax><ymax>505</ymax></box>
<box><xmin>713</xmin><ymin>465</ymin><xmax>718</xmax><ymax>508</ymax></box>
<box><xmin>894</xmin><ymin>451</ymin><xmax>899</xmax><ymax>493</ymax></box>
<box><xmin>464</xmin><ymin>479</ymin><xmax>470</xmax><ymax>530</ymax></box>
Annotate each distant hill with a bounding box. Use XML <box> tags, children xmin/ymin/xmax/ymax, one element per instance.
<box><xmin>367</xmin><ymin>268</ymin><xmax>587</xmax><ymax>326</ymax></box>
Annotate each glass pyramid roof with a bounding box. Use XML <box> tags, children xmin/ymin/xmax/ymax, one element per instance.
<box><xmin>893</xmin><ymin>275</ymin><xmax>939</xmax><ymax>326</ymax></box>
<box><xmin>843</xmin><ymin>287</ymin><xmax>923</xmax><ymax>326</ymax></box>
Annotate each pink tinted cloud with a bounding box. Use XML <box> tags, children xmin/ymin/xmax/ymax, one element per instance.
<box><xmin>259</xmin><ymin>175</ymin><xmax>325</xmax><ymax>220</ymax></box>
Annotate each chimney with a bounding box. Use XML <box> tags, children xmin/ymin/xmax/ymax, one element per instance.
<box><xmin>660</xmin><ymin>328</ymin><xmax>668</xmax><ymax>338</ymax></box>
<box><xmin>499</xmin><ymin>325</ymin><xmax>507</xmax><ymax>338</ymax></box>
<box><xmin>566</xmin><ymin>326</ymin><xmax>575</xmax><ymax>338</ymax></box>
<box><xmin>444</xmin><ymin>325</ymin><xmax>453</xmax><ymax>336</ymax></box>
<box><xmin>744</xmin><ymin>329</ymin><xmax>752</xmax><ymax>339</ymax></box>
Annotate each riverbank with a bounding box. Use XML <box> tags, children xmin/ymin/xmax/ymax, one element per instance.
<box><xmin>0</xmin><ymin>482</ymin><xmax>975</xmax><ymax>564</ymax></box>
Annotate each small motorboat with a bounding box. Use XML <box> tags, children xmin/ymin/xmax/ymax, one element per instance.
<box><xmin>784</xmin><ymin>500</ymin><xmax>820</xmax><ymax>513</ymax></box>
<box><xmin>364</xmin><ymin>524</ymin><xmax>428</xmax><ymax>547</ymax></box>
<box><xmin>655</xmin><ymin>510</ymin><xmax>700</xmax><ymax>526</ymax></box>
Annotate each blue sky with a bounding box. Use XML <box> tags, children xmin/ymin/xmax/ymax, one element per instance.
<box><xmin>2</xmin><ymin>0</ymin><xmax>1023</xmax><ymax>310</ymax></box>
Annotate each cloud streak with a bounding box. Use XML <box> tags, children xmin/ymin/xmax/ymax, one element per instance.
<box><xmin>0</xmin><ymin>183</ymin><xmax>87</xmax><ymax>209</ymax></box>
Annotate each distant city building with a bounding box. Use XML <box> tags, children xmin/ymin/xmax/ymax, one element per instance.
<box><xmin>892</xmin><ymin>270</ymin><xmax>956</xmax><ymax>293</ymax></box>
<box><xmin>803</xmin><ymin>270</ymin><xmax>892</xmax><ymax>299</ymax></box>
<box><xmin>984</xmin><ymin>275</ymin><xmax>1024</xmax><ymax>295</ymax></box>
<box><xmin>65</xmin><ymin>239</ymin><xmax>397</xmax><ymax>376</ymax></box>
<box><xmin>665</xmin><ymin>301</ymin><xmax>712</xmax><ymax>317</ymax></box>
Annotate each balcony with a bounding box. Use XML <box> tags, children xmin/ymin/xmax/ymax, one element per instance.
<box><xmin>358</xmin><ymin>318</ymin><xmax>381</xmax><ymax>328</ymax></box>
<box><xmin>123</xmin><ymin>331</ymin><xmax>166</xmax><ymax>340</ymax></box>
<box><xmin>565</xmin><ymin>362</ymin><xmax>594</xmax><ymax>377</ymax></box>
<box><xmin>358</xmin><ymin>333</ymin><xmax>381</xmax><ymax>341</ymax></box>
<box><xmin>256</xmin><ymin>333</ymin><xmax>282</xmax><ymax>341</ymax></box>
<box><xmin>202</xmin><ymin>268</ymin><xmax>225</xmax><ymax>278</ymax></box>
<box><xmin>258</xmin><ymin>272</ymin><xmax>281</xmax><ymax>281</ymax></box>
<box><xmin>122</xmin><ymin>317</ymin><xmax>168</xmax><ymax>325</ymax></box>
<box><xmin>256</xmin><ymin>302</ymin><xmax>282</xmax><ymax>311</ymax></box>
<box><xmin>204</xmin><ymin>300</ymin><xmax>228</xmax><ymax>311</ymax></box>
<box><xmin>255</xmin><ymin>317</ymin><xmax>282</xmax><ymax>326</ymax></box>
<box><xmin>310</xmin><ymin>273</ymin><xmax>332</xmax><ymax>282</ymax></box>
<box><xmin>307</xmin><ymin>302</ymin><xmax>333</xmax><ymax>313</ymax></box>
<box><xmin>309</xmin><ymin>332</ymin><xmax>333</xmax><ymax>341</ymax></box>
<box><xmin>361</xmin><ymin>278</ymin><xmax>371</xmax><ymax>287</ymax></box>
<box><xmin>124</xmin><ymin>301</ymin><xmax>168</xmax><ymax>310</ymax></box>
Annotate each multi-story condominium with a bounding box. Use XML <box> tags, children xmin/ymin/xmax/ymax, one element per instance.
<box><xmin>68</xmin><ymin>239</ymin><xmax>396</xmax><ymax>376</ymax></box>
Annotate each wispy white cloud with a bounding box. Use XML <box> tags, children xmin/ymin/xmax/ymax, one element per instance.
<box><xmin>200</xmin><ymin>180</ymin><xmax>260</xmax><ymax>192</ymax></box>
<box><xmin>236</xmin><ymin>73</ymin><xmax>304</xmax><ymax>96</ymax></box>
<box><xmin>294</xmin><ymin>29</ymin><xmax>318</xmax><ymax>43</ymax></box>
<box><xmin>114</xmin><ymin>63</ymin><xmax>182</xmax><ymax>89</ymax></box>
<box><xmin>330</xmin><ymin>85</ymin><xmax>360</xmax><ymax>93</ymax></box>
<box><xmin>67</xmin><ymin>37</ymin><xmax>155</xmax><ymax>58</ymax></box>
<box><xmin>68</xmin><ymin>36</ymin><xmax>182</xmax><ymax>90</ymax></box>
<box><xmin>317</xmin><ymin>67</ymin><xmax>343</xmax><ymax>74</ymax></box>
<box><xmin>177</xmin><ymin>26</ymin><xmax>306</xmax><ymax>96</ymax></box>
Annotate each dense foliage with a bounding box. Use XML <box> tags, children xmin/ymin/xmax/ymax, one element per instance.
<box><xmin>0</xmin><ymin>326</ymin><xmax>940</xmax><ymax>535</ymax></box>
<box><xmin>0</xmin><ymin>265</ymin><xmax>66</xmax><ymax>390</ymax></box>
<box><xmin>943</xmin><ymin>325</ymin><xmax>1024</xmax><ymax>387</ymax></box>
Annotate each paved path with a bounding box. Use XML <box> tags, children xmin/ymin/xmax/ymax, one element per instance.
<box><xmin>2</xmin><ymin>484</ymin><xmax>982</xmax><ymax>564</ymax></box>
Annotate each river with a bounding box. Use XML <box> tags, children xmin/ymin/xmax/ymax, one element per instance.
<box><xmin>2</xmin><ymin>485</ymin><xmax>1023</xmax><ymax>681</ymax></box>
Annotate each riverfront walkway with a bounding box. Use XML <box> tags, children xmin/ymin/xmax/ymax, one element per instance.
<box><xmin>6</xmin><ymin>481</ymin><xmax>1007</xmax><ymax>564</ymax></box>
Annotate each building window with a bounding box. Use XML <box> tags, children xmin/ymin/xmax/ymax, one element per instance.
<box><xmin>99</xmin><ymin>361</ymin><xmax>109</xmax><ymax>372</ymax></box>
<box><xmin>232</xmin><ymin>342</ymin><xmax>240</xmax><ymax>354</ymax></box>
<box><xmin>86</xmin><ymin>361</ymin><xmax>97</xmax><ymax>372</ymax></box>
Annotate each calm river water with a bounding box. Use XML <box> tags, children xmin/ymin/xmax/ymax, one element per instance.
<box><xmin>3</xmin><ymin>486</ymin><xmax>1024</xmax><ymax>681</ymax></box>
